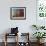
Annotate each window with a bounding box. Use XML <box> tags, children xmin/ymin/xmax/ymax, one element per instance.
<box><xmin>37</xmin><ymin>0</ymin><xmax>46</xmax><ymax>18</ymax></box>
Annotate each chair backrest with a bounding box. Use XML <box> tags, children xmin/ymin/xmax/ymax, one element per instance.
<box><xmin>11</xmin><ymin>27</ymin><xmax>18</xmax><ymax>34</ymax></box>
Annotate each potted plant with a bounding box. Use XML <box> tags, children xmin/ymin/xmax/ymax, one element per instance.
<box><xmin>40</xmin><ymin>26</ymin><xmax>45</xmax><ymax>29</ymax></box>
<box><xmin>32</xmin><ymin>25</ymin><xmax>39</xmax><ymax>30</ymax></box>
<box><xmin>33</xmin><ymin>32</ymin><xmax>46</xmax><ymax>43</ymax></box>
<box><xmin>32</xmin><ymin>24</ymin><xmax>45</xmax><ymax>30</ymax></box>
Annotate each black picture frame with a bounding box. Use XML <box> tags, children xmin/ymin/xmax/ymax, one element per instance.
<box><xmin>10</xmin><ymin>7</ymin><xmax>26</xmax><ymax>20</ymax></box>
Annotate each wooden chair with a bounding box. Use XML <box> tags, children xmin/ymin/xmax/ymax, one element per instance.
<box><xmin>18</xmin><ymin>33</ymin><xmax>30</xmax><ymax>46</ymax></box>
<box><xmin>4</xmin><ymin>33</ymin><xmax>18</xmax><ymax>46</ymax></box>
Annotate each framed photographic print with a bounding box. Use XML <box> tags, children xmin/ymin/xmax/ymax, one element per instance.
<box><xmin>10</xmin><ymin>7</ymin><xmax>26</xmax><ymax>20</ymax></box>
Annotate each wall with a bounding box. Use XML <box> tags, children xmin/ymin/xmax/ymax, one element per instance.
<box><xmin>0</xmin><ymin>0</ymin><xmax>36</xmax><ymax>42</ymax></box>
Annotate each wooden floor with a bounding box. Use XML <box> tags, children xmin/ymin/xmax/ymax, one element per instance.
<box><xmin>0</xmin><ymin>42</ymin><xmax>46</xmax><ymax>46</ymax></box>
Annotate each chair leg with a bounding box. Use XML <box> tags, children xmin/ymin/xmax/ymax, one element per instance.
<box><xmin>4</xmin><ymin>33</ymin><xmax>7</xmax><ymax>46</ymax></box>
<box><xmin>4</xmin><ymin>41</ymin><xmax>7</xmax><ymax>46</ymax></box>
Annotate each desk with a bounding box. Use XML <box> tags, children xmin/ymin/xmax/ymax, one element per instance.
<box><xmin>4</xmin><ymin>33</ymin><xmax>18</xmax><ymax>46</ymax></box>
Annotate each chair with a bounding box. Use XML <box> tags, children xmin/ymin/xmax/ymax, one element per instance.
<box><xmin>4</xmin><ymin>27</ymin><xmax>19</xmax><ymax>46</ymax></box>
<box><xmin>18</xmin><ymin>33</ymin><xmax>30</xmax><ymax>46</ymax></box>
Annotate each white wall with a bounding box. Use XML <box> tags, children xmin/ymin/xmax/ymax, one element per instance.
<box><xmin>0</xmin><ymin>0</ymin><xmax>37</xmax><ymax>42</ymax></box>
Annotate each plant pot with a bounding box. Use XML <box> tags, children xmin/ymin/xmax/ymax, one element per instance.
<box><xmin>37</xmin><ymin>39</ymin><xmax>45</xmax><ymax>44</ymax></box>
<box><xmin>37</xmin><ymin>39</ymin><xmax>40</xmax><ymax>43</ymax></box>
<box><xmin>40</xmin><ymin>38</ymin><xmax>45</xmax><ymax>43</ymax></box>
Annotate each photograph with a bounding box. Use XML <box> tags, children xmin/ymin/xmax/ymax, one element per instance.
<box><xmin>10</xmin><ymin>7</ymin><xmax>26</xmax><ymax>20</ymax></box>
